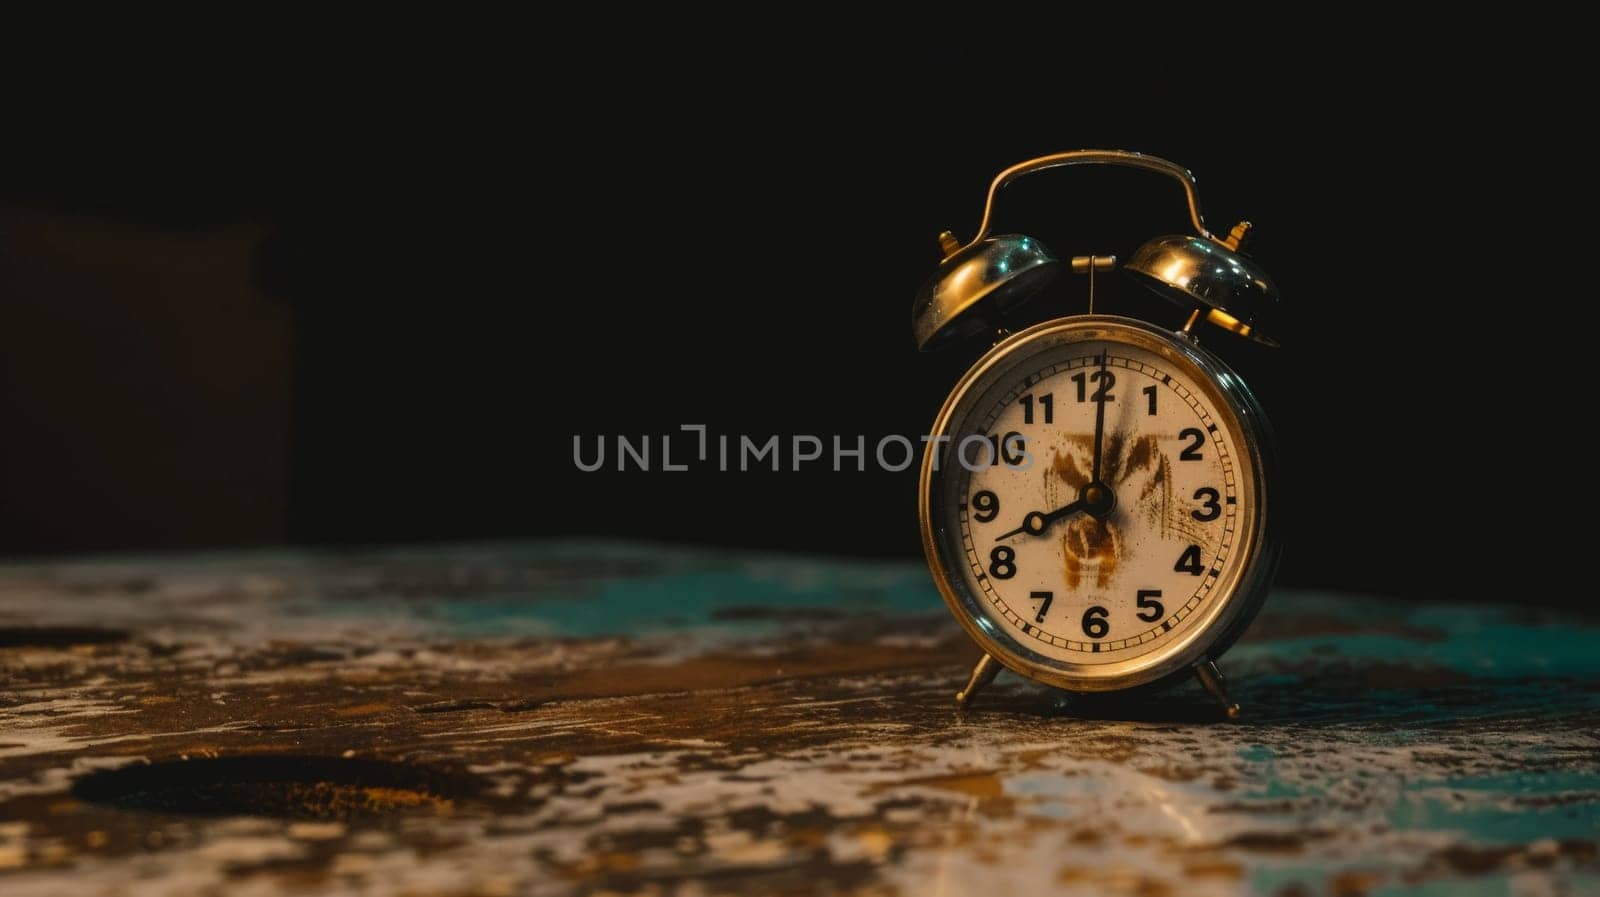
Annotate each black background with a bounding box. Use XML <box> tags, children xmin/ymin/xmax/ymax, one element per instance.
<box><xmin>0</xmin><ymin>49</ymin><xmax>1580</xmax><ymax>602</ymax></box>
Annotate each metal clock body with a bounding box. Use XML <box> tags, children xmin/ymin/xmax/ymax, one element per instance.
<box><xmin>920</xmin><ymin>316</ymin><xmax>1278</xmax><ymax>703</ymax></box>
<box><xmin>910</xmin><ymin>150</ymin><xmax>1284</xmax><ymax>715</ymax></box>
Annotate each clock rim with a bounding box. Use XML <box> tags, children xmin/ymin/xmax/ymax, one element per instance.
<box><xmin>918</xmin><ymin>314</ymin><xmax>1280</xmax><ymax>694</ymax></box>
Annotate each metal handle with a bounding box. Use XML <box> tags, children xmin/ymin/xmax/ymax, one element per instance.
<box><xmin>965</xmin><ymin>149</ymin><xmax>1218</xmax><ymax>251</ymax></box>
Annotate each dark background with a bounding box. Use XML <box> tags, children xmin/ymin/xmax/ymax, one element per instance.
<box><xmin>0</xmin><ymin>52</ymin><xmax>1578</xmax><ymax>602</ymax></box>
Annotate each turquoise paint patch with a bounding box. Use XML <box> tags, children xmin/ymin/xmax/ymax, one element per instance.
<box><xmin>301</xmin><ymin>545</ymin><xmax>944</xmax><ymax>639</ymax></box>
<box><xmin>1225</xmin><ymin>593</ymin><xmax>1600</xmax><ymax>725</ymax></box>
<box><xmin>434</xmin><ymin>567</ymin><xmax>942</xmax><ymax>638</ymax></box>
<box><xmin>1389</xmin><ymin>794</ymin><xmax>1600</xmax><ymax>843</ymax></box>
<box><xmin>1242</xmin><ymin>777</ymin><xmax>1314</xmax><ymax>800</ymax></box>
<box><xmin>1235</xmin><ymin>595</ymin><xmax>1600</xmax><ymax>681</ymax></box>
<box><xmin>1440</xmin><ymin>770</ymin><xmax>1600</xmax><ymax>795</ymax></box>
<box><xmin>1389</xmin><ymin>770</ymin><xmax>1600</xmax><ymax>843</ymax></box>
<box><xmin>1233</xmin><ymin>743</ymin><xmax>1319</xmax><ymax>800</ymax></box>
<box><xmin>1249</xmin><ymin>868</ymin><xmax>1320</xmax><ymax>896</ymax></box>
<box><xmin>1371</xmin><ymin>878</ymin><xmax>1513</xmax><ymax>897</ymax></box>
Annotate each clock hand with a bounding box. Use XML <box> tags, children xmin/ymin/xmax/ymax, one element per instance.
<box><xmin>993</xmin><ymin>498</ymin><xmax>1086</xmax><ymax>541</ymax></box>
<box><xmin>1091</xmin><ymin>348</ymin><xmax>1109</xmax><ymax>486</ymax></box>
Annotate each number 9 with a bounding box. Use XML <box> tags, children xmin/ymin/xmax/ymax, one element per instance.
<box><xmin>972</xmin><ymin>490</ymin><xmax>999</xmax><ymax>523</ymax></box>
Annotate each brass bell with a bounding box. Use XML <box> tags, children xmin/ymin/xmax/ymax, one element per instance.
<box><xmin>911</xmin><ymin>150</ymin><xmax>1281</xmax><ymax>350</ymax></box>
<box><xmin>911</xmin><ymin>234</ymin><xmax>1060</xmax><ymax>351</ymax></box>
<box><xmin>1124</xmin><ymin>224</ymin><xmax>1280</xmax><ymax>347</ymax></box>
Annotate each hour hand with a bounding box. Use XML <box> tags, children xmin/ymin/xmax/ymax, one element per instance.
<box><xmin>993</xmin><ymin>499</ymin><xmax>1085</xmax><ymax>541</ymax></box>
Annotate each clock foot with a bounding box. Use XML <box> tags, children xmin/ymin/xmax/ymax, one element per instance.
<box><xmin>956</xmin><ymin>654</ymin><xmax>1000</xmax><ymax>707</ymax></box>
<box><xmin>1195</xmin><ymin>659</ymin><xmax>1241</xmax><ymax>720</ymax></box>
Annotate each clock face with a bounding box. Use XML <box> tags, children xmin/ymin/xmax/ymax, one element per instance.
<box><xmin>922</xmin><ymin>317</ymin><xmax>1269</xmax><ymax>688</ymax></box>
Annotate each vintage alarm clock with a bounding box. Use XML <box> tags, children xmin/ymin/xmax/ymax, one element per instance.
<box><xmin>912</xmin><ymin>150</ymin><xmax>1281</xmax><ymax>717</ymax></box>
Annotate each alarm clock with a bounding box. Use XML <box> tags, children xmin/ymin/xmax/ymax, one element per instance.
<box><xmin>912</xmin><ymin>150</ymin><xmax>1282</xmax><ymax>717</ymax></box>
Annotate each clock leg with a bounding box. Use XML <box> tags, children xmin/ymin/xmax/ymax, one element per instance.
<box><xmin>1194</xmin><ymin>659</ymin><xmax>1241</xmax><ymax>720</ymax></box>
<box><xmin>956</xmin><ymin>654</ymin><xmax>1001</xmax><ymax>707</ymax></box>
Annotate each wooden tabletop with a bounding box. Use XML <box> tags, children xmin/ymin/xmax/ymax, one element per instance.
<box><xmin>0</xmin><ymin>542</ymin><xmax>1596</xmax><ymax>896</ymax></box>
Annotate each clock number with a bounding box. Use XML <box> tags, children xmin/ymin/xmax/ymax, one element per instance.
<box><xmin>1019</xmin><ymin>393</ymin><xmax>1054</xmax><ymax>425</ymax></box>
<box><xmin>1081</xmin><ymin>605</ymin><xmax>1109</xmax><ymax>639</ymax></box>
<box><xmin>1175</xmin><ymin>544</ymin><xmax>1203</xmax><ymax>575</ymax></box>
<box><xmin>1030</xmin><ymin>590</ymin><xmax>1053</xmax><ymax>623</ymax></box>
<box><xmin>1136</xmin><ymin>589</ymin><xmax>1165</xmax><ymax>622</ymax></box>
<box><xmin>971</xmin><ymin>490</ymin><xmax>1000</xmax><ymax>523</ymax></box>
<box><xmin>965</xmin><ymin>433</ymin><xmax>1027</xmax><ymax>467</ymax></box>
<box><xmin>1071</xmin><ymin>370</ymin><xmax>1115</xmax><ymax>402</ymax></box>
<box><xmin>999</xmin><ymin>433</ymin><xmax>1027</xmax><ymax>466</ymax></box>
<box><xmin>988</xmin><ymin>546</ymin><xmax>1016</xmax><ymax>579</ymax></box>
<box><xmin>1192</xmin><ymin>487</ymin><xmax>1221</xmax><ymax>521</ymax></box>
<box><xmin>1142</xmin><ymin>385</ymin><xmax>1157</xmax><ymax>415</ymax></box>
<box><xmin>1179</xmin><ymin>427</ymin><xmax>1205</xmax><ymax>460</ymax></box>
<box><xmin>977</xmin><ymin>432</ymin><xmax>1027</xmax><ymax>467</ymax></box>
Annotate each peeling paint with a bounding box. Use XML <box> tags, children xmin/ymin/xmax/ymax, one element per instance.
<box><xmin>0</xmin><ymin>542</ymin><xmax>1596</xmax><ymax>895</ymax></box>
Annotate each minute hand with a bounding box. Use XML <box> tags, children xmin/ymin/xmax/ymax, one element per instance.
<box><xmin>993</xmin><ymin>499</ymin><xmax>1087</xmax><ymax>541</ymax></box>
<box><xmin>1091</xmin><ymin>350</ymin><xmax>1109</xmax><ymax>484</ymax></box>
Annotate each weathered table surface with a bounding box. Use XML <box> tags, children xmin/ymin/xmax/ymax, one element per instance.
<box><xmin>0</xmin><ymin>542</ymin><xmax>1596</xmax><ymax>896</ymax></box>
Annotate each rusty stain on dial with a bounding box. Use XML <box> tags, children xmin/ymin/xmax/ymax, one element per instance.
<box><xmin>1050</xmin><ymin>433</ymin><xmax>1177</xmax><ymax>589</ymax></box>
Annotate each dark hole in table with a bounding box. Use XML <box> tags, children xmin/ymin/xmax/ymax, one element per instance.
<box><xmin>0</xmin><ymin>626</ymin><xmax>131</xmax><ymax>648</ymax></box>
<box><xmin>71</xmin><ymin>755</ymin><xmax>482</xmax><ymax>821</ymax></box>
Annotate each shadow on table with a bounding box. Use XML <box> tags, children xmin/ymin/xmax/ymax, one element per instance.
<box><xmin>987</xmin><ymin>667</ymin><xmax>1600</xmax><ymax>728</ymax></box>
